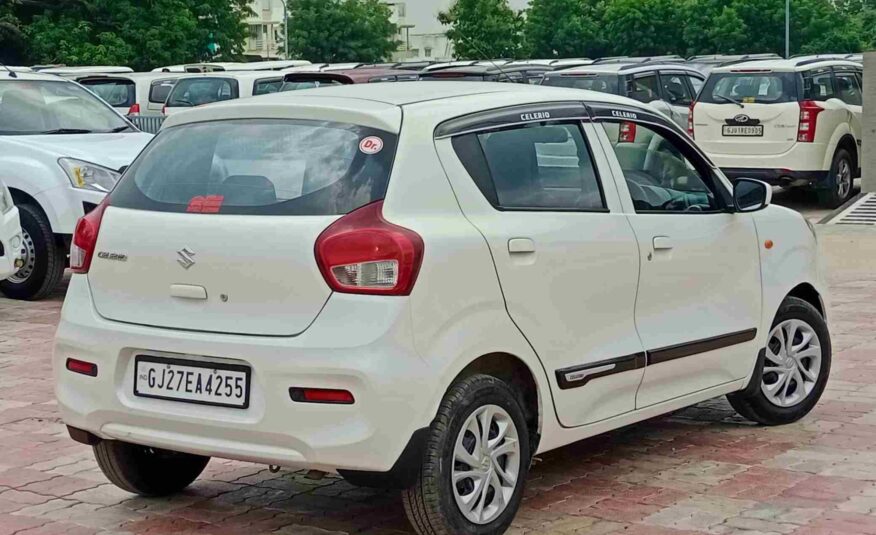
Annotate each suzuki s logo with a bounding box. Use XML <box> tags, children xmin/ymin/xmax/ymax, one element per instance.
<box><xmin>733</xmin><ymin>114</ymin><xmax>750</xmax><ymax>123</ymax></box>
<box><xmin>177</xmin><ymin>247</ymin><xmax>196</xmax><ymax>270</ymax></box>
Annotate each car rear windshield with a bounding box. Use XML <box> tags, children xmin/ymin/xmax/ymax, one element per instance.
<box><xmin>699</xmin><ymin>72</ymin><xmax>797</xmax><ymax>104</ymax></box>
<box><xmin>79</xmin><ymin>78</ymin><xmax>135</xmax><ymax>107</ymax></box>
<box><xmin>541</xmin><ymin>74</ymin><xmax>620</xmax><ymax>95</ymax></box>
<box><xmin>149</xmin><ymin>79</ymin><xmax>177</xmax><ymax>103</ymax></box>
<box><xmin>110</xmin><ymin>119</ymin><xmax>398</xmax><ymax>216</ymax></box>
<box><xmin>166</xmin><ymin>77</ymin><xmax>237</xmax><ymax>107</ymax></box>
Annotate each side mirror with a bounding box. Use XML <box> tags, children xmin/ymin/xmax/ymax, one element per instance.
<box><xmin>733</xmin><ymin>178</ymin><xmax>771</xmax><ymax>212</ymax></box>
<box><xmin>118</xmin><ymin>165</ymin><xmax>128</xmax><ymax>175</ymax></box>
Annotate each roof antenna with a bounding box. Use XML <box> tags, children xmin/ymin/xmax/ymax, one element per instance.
<box><xmin>0</xmin><ymin>62</ymin><xmax>18</xmax><ymax>78</ymax></box>
<box><xmin>462</xmin><ymin>37</ymin><xmax>514</xmax><ymax>83</ymax></box>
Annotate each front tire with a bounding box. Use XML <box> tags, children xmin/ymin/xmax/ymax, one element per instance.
<box><xmin>728</xmin><ymin>297</ymin><xmax>831</xmax><ymax>425</ymax></box>
<box><xmin>816</xmin><ymin>148</ymin><xmax>854</xmax><ymax>208</ymax></box>
<box><xmin>0</xmin><ymin>204</ymin><xmax>66</xmax><ymax>300</ymax></box>
<box><xmin>402</xmin><ymin>374</ymin><xmax>530</xmax><ymax>535</ymax></box>
<box><xmin>94</xmin><ymin>440</ymin><xmax>209</xmax><ymax>496</ymax></box>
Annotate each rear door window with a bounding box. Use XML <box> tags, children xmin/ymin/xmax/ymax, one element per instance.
<box><xmin>687</xmin><ymin>75</ymin><xmax>704</xmax><ymax>96</ymax></box>
<box><xmin>803</xmin><ymin>69</ymin><xmax>835</xmax><ymax>101</ymax></box>
<box><xmin>80</xmin><ymin>78</ymin><xmax>135</xmax><ymax>107</ymax></box>
<box><xmin>110</xmin><ymin>119</ymin><xmax>398</xmax><ymax>216</ymax></box>
<box><xmin>629</xmin><ymin>74</ymin><xmax>659</xmax><ymax>103</ymax></box>
<box><xmin>700</xmin><ymin>72</ymin><xmax>797</xmax><ymax>104</ymax></box>
<box><xmin>452</xmin><ymin>122</ymin><xmax>606</xmax><ymax>211</ymax></box>
<box><xmin>834</xmin><ymin>71</ymin><xmax>862</xmax><ymax>106</ymax></box>
<box><xmin>659</xmin><ymin>73</ymin><xmax>694</xmax><ymax>106</ymax></box>
<box><xmin>149</xmin><ymin>79</ymin><xmax>176</xmax><ymax>103</ymax></box>
<box><xmin>167</xmin><ymin>78</ymin><xmax>238</xmax><ymax>107</ymax></box>
<box><xmin>253</xmin><ymin>78</ymin><xmax>284</xmax><ymax>95</ymax></box>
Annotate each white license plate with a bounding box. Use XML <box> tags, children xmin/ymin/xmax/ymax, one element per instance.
<box><xmin>134</xmin><ymin>356</ymin><xmax>250</xmax><ymax>409</ymax></box>
<box><xmin>722</xmin><ymin>125</ymin><xmax>763</xmax><ymax>137</ymax></box>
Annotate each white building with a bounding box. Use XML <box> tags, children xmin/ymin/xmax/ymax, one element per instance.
<box><xmin>245</xmin><ymin>0</ymin><xmax>284</xmax><ymax>59</ymax></box>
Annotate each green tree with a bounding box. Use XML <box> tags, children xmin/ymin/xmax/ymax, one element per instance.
<box><xmin>439</xmin><ymin>0</ymin><xmax>525</xmax><ymax>59</ymax></box>
<box><xmin>0</xmin><ymin>0</ymin><xmax>27</xmax><ymax>64</ymax></box>
<box><xmin>524</xmin><ymin>0</ymin><xmax>606</xmax><ymax>58</ymax></box>
<box><xmin>20</xmin><ymin>0</ymin><xmax>251</xmax><ymax>71</ymax></box>
<box><xmin>601</xmin><ymin>0</ymin><xmax>687</xmax><ymax>56</ymax></box>
<box><xmin>283</xmin><ymin>0</ymin><xmax>399</xmax><ymax>63</ymax></box>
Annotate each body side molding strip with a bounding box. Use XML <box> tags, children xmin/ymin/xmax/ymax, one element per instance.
<box><xmin>553</xmin><ymin>328</ymin><xmax>758</xmax><ymax>390</ymax></box>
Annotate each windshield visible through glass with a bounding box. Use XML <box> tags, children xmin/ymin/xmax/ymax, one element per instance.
<box><xmin>0</xmin><ymin>80</ymin><xmax>130</xmax><ymax>135</ymax></box>
<box><xmin>541</xmin><ymin>74</ymin><xmax>620</xmax><ymax>95</ymax></box>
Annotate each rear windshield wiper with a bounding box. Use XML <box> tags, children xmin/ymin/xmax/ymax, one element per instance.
<box><xmin>39</xmin><ymin>128</ymin><xmax>95</xmax><ymax>134</ymax></box>
<box><xmin>714</xmin><ymin>95</ymin><xmax>745</xmax><ymax>108</ymax></box>
<box><xmin>108</xmin><ymin>125</ymin><xmax>133</xmax><ymax>133</ymax></box>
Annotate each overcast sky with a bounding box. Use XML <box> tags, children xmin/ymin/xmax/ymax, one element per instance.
<box><xmin>407</xmin><ymin>0</ymin><xmax>530</xmax><ymax>34</ymax></box>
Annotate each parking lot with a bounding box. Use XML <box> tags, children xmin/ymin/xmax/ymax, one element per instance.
<box><xmin>0</xmin><ymin>192</ymin><xmax>874</xmax><ymax>535</ymax></box>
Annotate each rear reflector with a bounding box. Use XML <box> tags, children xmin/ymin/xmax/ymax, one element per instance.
<box><xmin>289</xmin><ymin>388</ymin><xmax>354</xmax><ymax>404</ymax></box>
<box><xmin>66</xmin><ymin>358</ymin><xmax>98</xmax><ymax>377</ymax></box>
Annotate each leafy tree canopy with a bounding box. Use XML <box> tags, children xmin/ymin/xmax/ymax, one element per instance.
<box><xmin>2</xmin><ymin>0</ymin><xmax>251</xmax><ymax>70</ymax></box>
<box><xmin>439</xmin><ymin>0</ymin><xmax>525</xmax><ymax>60</ymax></box>
<box><xmin>283</xmin><ymin>0</ymin><xmax>399</xmax><ymax>63</ymax></box>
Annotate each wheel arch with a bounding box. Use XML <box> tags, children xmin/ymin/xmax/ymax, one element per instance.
<box><xmin>786</xmin><ymin>282</ymin><xmax>825</xmax><ymax>319</ymax></box>
<box><xmin>451</xmin><ymin>352</ymin><xmax>543</xmax><ymax>454</ymax></box>
<box><xmin>836</xmin><ymin>134</ymin><xmax>859</xmax><ymax>177</ymax></box>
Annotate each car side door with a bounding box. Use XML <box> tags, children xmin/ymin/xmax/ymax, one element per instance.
<box><xmin>434</xmin><ymin>104</ymin><xmax>646</xmax><ymax>428</ymax></box>
<box><xmin>591</xmin><ymin>105</ymin><xmax>762</xmax><ymax>407</ymax></box>
<box><xmin>833</xmin><ymin>67</ymin><xmax>864</xmax><ymax>170</ymax></box>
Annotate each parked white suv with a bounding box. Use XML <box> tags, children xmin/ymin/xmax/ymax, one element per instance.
<box><xmin>691</xmin><ymin>58</ymin><xmax>863</xmax><ymax>207</ymax></box>
<box><xmin>0</xmin><ymin>177</ymin><xmax>23</xmax><ymax>280</ymax></box>
<box><xmin>541</xmin><ymin>60</ymin><xmax>705</xmax><ymax>129</ymax></box>
<box><xmin>0</xmin><ymin>70</ymin><xmax>153</xmax><ymax>299</ymax></box>
<box><xmin>54</xmin><ymin>83</ymin><xmax>831</xmax><ymax>535</ymax></box>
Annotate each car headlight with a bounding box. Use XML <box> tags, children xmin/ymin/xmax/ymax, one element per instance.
<box><xmin>0</xmin><ymin>186</ymin><xmax>12</xmax><ymax>214</ymax></box>
<box><xmin>58</xmin><ymin>158</ymin><xmax>121</xmax><ymax>192</ymax></box>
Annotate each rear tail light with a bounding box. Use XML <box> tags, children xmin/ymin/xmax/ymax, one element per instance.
<box><xmin>70</xmin><ymin>197</ymin><xmax>110</xmax><ymax>274</ymax></box>
<box><xmin>161</xmin><ymin>104</ymin><xmax>167</xmax><ymax>115</ymax></box>
<box><xmin>315</xmin><ymin>200</ymin><xmax>424</xmax><ymax>296</ymax></box>
<box><xmin>618</xmin><ymin>121</ymin><xmax>637</xmax><ymax>143</ymax></box>
<box><xmin>66</xmin><ymin>358</ymin><xmax>98</xmax><ymax>377</ymax></box>
<box><xmin>797</xmin><ymin>100</ymin><xmax>823</xmax><ymax>143</ymax></box>
<box><xmin>127</xmin><ymin>103</ymin><xmax>140</xmax><ymax>116</ymax></box>
<box><xmin>289</xmin><ymin>387</ymin><xmax>354</xmax><ymax>404</ymax></box>
<box><xmin>688</xmin><ymin>102</ymin><xmax>696</xmax><ymax>138</ymax></box>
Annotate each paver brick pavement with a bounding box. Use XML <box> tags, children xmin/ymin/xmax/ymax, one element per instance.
<box><xmin>2</xmin><ymin>225</ymin><xmax>876</xmax><ymax>534</ymax></box>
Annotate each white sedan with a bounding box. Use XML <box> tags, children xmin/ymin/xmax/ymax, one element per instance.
<box><xmin>54</xmin><ymin>82</ymin><xmax>830</xmax><ymax>535</ymax></box>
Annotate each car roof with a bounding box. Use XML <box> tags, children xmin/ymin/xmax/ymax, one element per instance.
<box><xmin>39</xmin><ymin>66</ymin><xmax>133</xmax><ymax>74</ymax></box>
<box><xmin>172</xmin><ymin>71</ymin><xmax>286</xmax><ymax>83</ymax></box>
<box><xmin>0</xmin><ymin>71</ymin><xmax>76</xmax><ymax>82</ymax></box>
<box><xmin>284</xmin><ymin>68</ymin><xmax>419</xmax><ymax>84</ymax></box>
<box><xmin>547</xmin><ymin>62</ymin><xmax>702</xmax><ymax>75</ymax></box>
<box><xmin>712</xmin><ymin>58</ymin><xmax>863</xmax><ymax>73</ymax></box>
<box><xmin>73</xmin><ymin>72</ymin><xmax>184</xmax><ymax>82</ymax></box>
<box><xmin>162</xmin><ymin>81</ymin><xmax>648</xmax><ymax>134</ymax></box>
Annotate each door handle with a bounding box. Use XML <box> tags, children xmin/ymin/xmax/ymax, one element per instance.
<box><xmin>508</xmin><ymin>238</ymin><xmax>535</xmax><ymax>254</ymax></box>
<box><xmin>653</xmin><ymin>236</ymin><xmax>674</xmax><ymax>250</ymax></box>
<box><xmin>170</xmin><ymin>284</ymin><xmax>208</xmax><ymax>300</ymax></box>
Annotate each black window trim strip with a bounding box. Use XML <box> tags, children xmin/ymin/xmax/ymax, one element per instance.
<box><xmin>554</xmin><ymin>328</ymin><xmax>758</xmax><ymax>389</ymax></box>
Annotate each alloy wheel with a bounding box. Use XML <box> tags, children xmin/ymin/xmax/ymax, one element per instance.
<box><xmin>452</xmin><ymin>404</ymin><xmax>521</xmax><ymax>525</ymax></box>
<box><xmin>762</xmin><ymin>319</ymin><xmax>822</xmax><ymax>408</ymax></box>
<box><xmin>7</xmin><ymin>228</ymin><xmax>35</xmax><ymax>284</ymax></box>
<box><xmin>836</xmin><ymin>158</ymin><xmax>852</xmax><ymax>200</ymax></box>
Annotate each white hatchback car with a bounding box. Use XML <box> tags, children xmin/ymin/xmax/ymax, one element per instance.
<box><xmin>691</xmin><ymin>58</ymin><xmax>863</xmax><ymax>207</ymax></box>
<box><xmin>54</xmin><ymin>83</ymin><xmax>831</xmax><ymax>535</ymax></box>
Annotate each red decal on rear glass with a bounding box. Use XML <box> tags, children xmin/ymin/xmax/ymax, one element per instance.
<box><xmin>186</xmin><ymin>195</ymin><xmax>224</xmax><ymax>213</ymax></box>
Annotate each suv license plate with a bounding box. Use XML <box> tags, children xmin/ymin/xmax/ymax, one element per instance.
<box><xmin>723</xmin><ymin>125</ymin><xmax>763</xmax><ymax>137</ymax></box>
<box><xmin>134</xmin><ymin>355</ymin><xmax>250</xmax><ymax>409</ymax></box>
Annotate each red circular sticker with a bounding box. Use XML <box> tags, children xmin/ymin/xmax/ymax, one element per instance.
<box><xmin>359</xmin><ymin>136</ymin><xmax>384</xmax><ymax>155</ymax></box>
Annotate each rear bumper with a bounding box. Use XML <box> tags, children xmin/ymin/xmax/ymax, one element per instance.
<box><xmin>721</xmin><ymin>168</ymin><xmax>829</xmax><ymax>188</ymax></box>
<box><xmin>0</xmin><ymin>206</ymin><xmax>23</xmax><ymax>280</ymax></box>
<box><xmin>54</xmin><ymin>275</ymin><xmax>438</xmax><ymax>476</ymax></box>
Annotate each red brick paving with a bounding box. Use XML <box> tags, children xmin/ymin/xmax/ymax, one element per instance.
<box><xmin>1</xmin><ymin>269</ymin><xmax>876</xmax><ymax>534</ymax></box>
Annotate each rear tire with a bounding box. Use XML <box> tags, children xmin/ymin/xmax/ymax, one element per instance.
<box><xmin>402</xmin><ymin>374</ymin><xmax>530</xmax><ymax>535</ymax></box>
<box><xmin>816</xmin><ymin>149</ymin><xmax>854</xmax><ymax>208</ymax></box>
<box><xmin>728</xmin><ymin>297</ymin><xmax>831</xmax><ymax>426</ymax></box>
<box><xmin>0</xmin><ymin>204</ymin><xmax>65</xmax><ymax>300</ymax></box>
<box><xmin>94</xmin><ymin>440</ymin><xmax>209</xmax><ymax>496</ymax></box>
